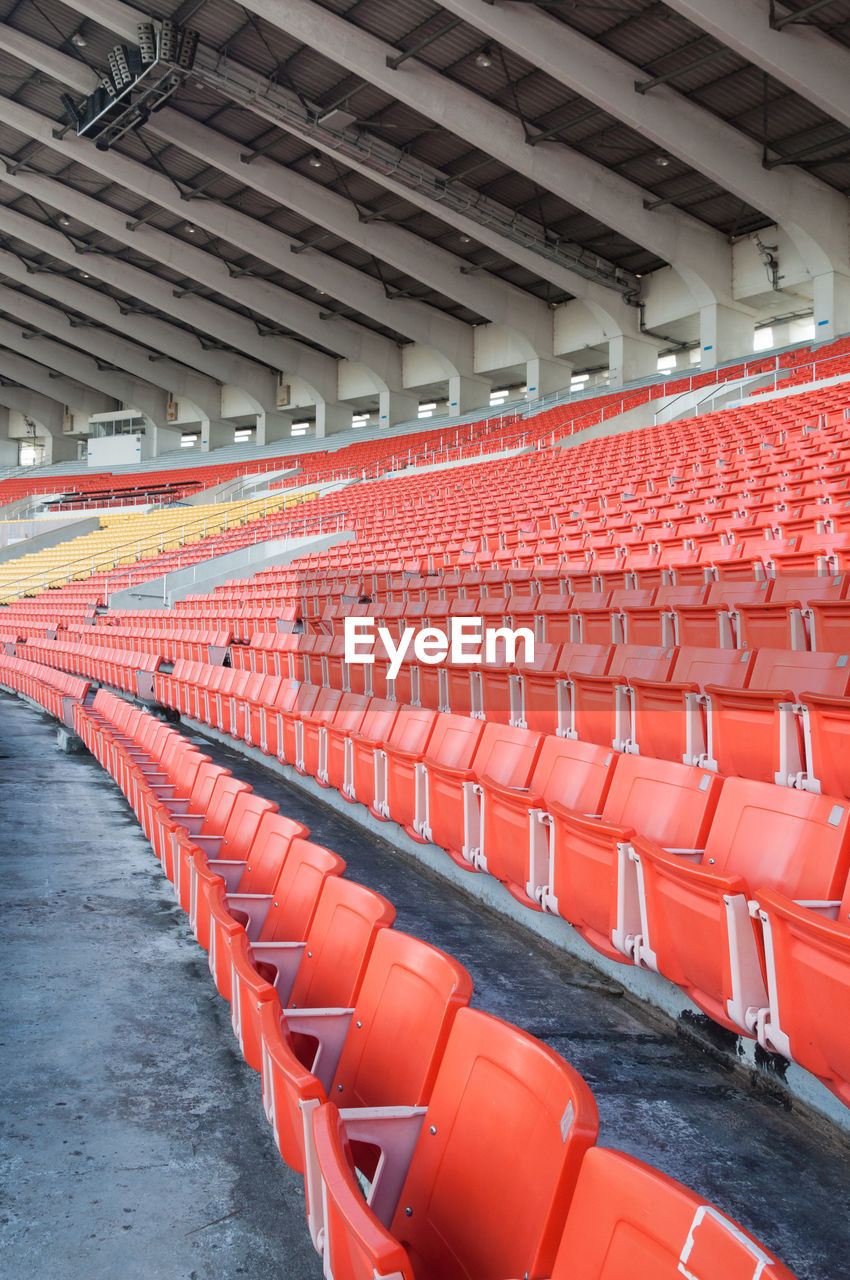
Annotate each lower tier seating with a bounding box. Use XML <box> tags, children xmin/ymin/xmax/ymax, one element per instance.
<box><xmin>60</xmin><ymin>685</ymin><xmax>796</xmax><ymax>1280</ymax></box>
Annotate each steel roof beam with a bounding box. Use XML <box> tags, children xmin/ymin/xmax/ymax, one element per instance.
<box><xmin>0</xmin><ymin>284</ymin><xmax>225</xmax><ymax>420</ymax></box>
<box><xmin>61</xmin><ymin>0</ymin><xmax>656</xmax><ymax>334</ymax></box>
<box><xmin>0</xmin><ymin>239</ymin><xmax>277</xmax><ymax>407</ymax></box>
<box><xmin>663</xmin><ymin>0</ymin><xmax>850</xmax><ymax>131</ymax></box>
<box><xmin>234</xmin><ymin>0</ymin><xmax>734</xmax><ymax>308</ymax></box>
<box><xmin>142</xmin><ymin>106</ymin><xmax>558</xmax><ymax>359</ymax></box>
<box><xmin>439</xmin><ymin>0</ymin><xmax>848</xmax><ymax>278</ymax></box>
<box><xmin>0</xmin><ymin>322</ymin><xmax>169</xmax><ymax>421</ymax></box>
<box><xmin>0</xmin><ymin>155</ymin><xmax>388</xmax><ymax>402</ymax></box>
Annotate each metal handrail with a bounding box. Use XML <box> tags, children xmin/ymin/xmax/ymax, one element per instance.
<box><xmin>0</xmin><ymin>489</ymin><xmax>315</xmax><ymax>600</ymax></box>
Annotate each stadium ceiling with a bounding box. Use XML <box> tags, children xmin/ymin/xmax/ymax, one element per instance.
<box><xmin>0</xmin><ymin>0</ymin><xmax>848</xmax><ymax>413</ymax></box>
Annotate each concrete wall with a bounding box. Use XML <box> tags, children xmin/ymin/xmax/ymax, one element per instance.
<box><xmin>107</xmin><ymin>529</ymin><xmax>356</xmax><ymax>609</ymax></box>
<box><xmin>0</xmin><ymin>515</ymin><xmax>99</xmax><ymax>558</ymax></box>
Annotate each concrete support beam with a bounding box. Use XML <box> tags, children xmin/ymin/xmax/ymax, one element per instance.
<box><xmin>255</xmin><ymin>410</ymin><xmax>292</xmax><ymax>446</ymax></box>
<box><xmin>812</xmin><ymin>272</ymin><xmax>850</xmax><ymax>344</ymax></box>
<box><xmin>0</xmin><ymin>385</ymin><xmax>64</xmax><ymax>435</ymax></box>
<box><xmin>663</xmin><ymin>0</ymin><xmax>850</xmax><ymax>132</ymax></box>
<box><xmin>0</xmin><ymin>189</ymin><xmax>343</xmax><ymax>407</ymax></box>
<box><xmin>378</xmin><ymin>389</ymin><xmax>419</xmax><ymax>429</ymax></box>
<box><xmin>145</xmin><ymin>108</ymin><xmax>552</xmax><ymax>358</ymax></box>
<box><xmin>0</xmin><ymin>242</ymin><xmax>276</xmax><ymax>407</ymax></box>
<box><xmin>448</xmin><ymin>375</ymin><xmax>491</xmax><ymax>416</ymax></box>
<box><xmin>608</xmin><ymin>335</ymin><xmax>661</xmax><ymax>387</ymax></box>
<box><xmin>0</xmin><ymin>349</ymin><xmax>113</xmax><ymax>418</ymax></box>
<box><xmin>439</xmin><ymin>0</ymin><xmax>849</xmax><ymax>278</ymax></box>
<box><xmin>0</xmin><ymin>95</ymin><xmax>471</xmax><ymax>372</ymax></box>
<box><xmin>0</xmin><ymin>97</ymin><xmax>406</xmax><ymax>390</ymax></box>
<box><xmin>0</xmin><ymin>284</ymin><xmax>223</xmax><ymax>423</ymax></box>
<box><xmin>0</xmin><ymin>321</ymin><xmax>169</xmax><ymax>423</ymax></box>
<box><xmin>525</xmin><ymin>357</ymin><xmax>573</xmax><ymax>401</ymax></box>
<box><xmin>236</xmin><ymin>0</ymin><xmax>734</xmax><ymax>307</ymax></box>
<box><xmin>315</xmin><ymin>403</ymin><xmax>354</xmax><ymax>438</ymax></box>
<box><xmin>64</xmin><ymin>0</ymin><xmax>644</xmax><ymax>337</ymax></box>
<box><xmin>699</xmin><ymin>304</ymin><xmax>756</xmax><ymax>369</ymax></box>
<box><xmin>0</xmin><ymin>405</ymin><xmax>16</xmax><ymax>468</ymax></box>
<box><xmin>200</xmin><ymin>420</ymin><xmax>233</xmax><ymax>452</ymax></box>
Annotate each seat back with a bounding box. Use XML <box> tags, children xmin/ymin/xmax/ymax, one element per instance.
<box><xmin>533</xmin><ymin>737</ymin><xmax>616</xmax><ymax>813</ymax></box>
<box><xmin>472</xmin><ymin>722</ymin><xmax>542</xmax><ymax>788</ymax></box>
<box><xmin>199</xmin><ymin>775</ymin><xmax>252</xmax><ymax>836</ymax></box>
<box><xmin>258</xmin><ymin>838</ymin><xmax>347</xmax><ymax>942</ymax></box>
<box><xmin>237</xmin><ymin>813</ymin><xmax>311</xmax><ymax>894</ymax></box>
<box><xmin>550</xmin><ymin>1147</ymin><xmax>795</xmax><ymax>1280</ymax></box>
<box><xmin>357</xmin><ymin>697</ymin><xmax>399</xmax><ymax>742</ymax></box>
<box><xmin>424</xmin><ymin>712</ymin><xmax>485</xmax><ymax>770</ymax></box>
<box><xmin>188</xmin><ymin>762</ymin><xmax>233</xmax><ymax>814</ymax></box>
<box><xmin>388</xmin><ymin>1007</ymin><xmax>598</xmax><ymax>1280</ymax></box>
<box><xmin>287</xmin><ymin>876</ymin><xmax>395</xmax><ymax>1008</ymax></box>
<box><xmin>386</xmin><ymin>705</ymin><xmax>438</xmax><ymax>753</ymax></box>
<box><xmin>746</xmin><ymin>647</ymin><xmax>850</xmax><ymax>698</ymax></box>
<box><xmin>601</xmin><ymin>756</ymin><xmax>722</xmax><ymax>847</ymax></box>
<box><xmin>331</xmin><ymin>930</ymin><xmax>473</xmax><ymax>1108</ymax></box>
<box><xmin>608</xmin><ymin>644</ymin><xmax>678</xmax><ymax>681</ymax></box>
<box><xmin>704</xmin><ymin>778</ymin><xmax>850</xmax><ymax>898</ymax></box>
<box><xmin>217</xmin><ymin>792</ymin><xmax>279</xmax><ymax>858</ymax></box>
<box><xmin>668</xmin><ymin>646</ymin><xmax>755</xmax><ymax>689</ymax></box>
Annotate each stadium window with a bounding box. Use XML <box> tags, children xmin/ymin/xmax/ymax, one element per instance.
<box><xmin>180</xmin><ymin>433</ymin><xmax>199</xmax><ymax>448</ymax></box>
<box><xmin>753</xmin><ymin>327</ymin><xmax>774</xmax><ymax>352</ymax></box>
<box><xmin>18</xmin><ymin>441</ymin><xmax>45</xmax><ymax>467</ymax></box>
<box><xmin>291</xmin><ymin>421</ymin><xmax>311</xmax><ymax>436</ymax></box>
<box><xmin>234</xmin><ymin>428</ymin><xmax>255</xmax><ymax>442</ymax></box>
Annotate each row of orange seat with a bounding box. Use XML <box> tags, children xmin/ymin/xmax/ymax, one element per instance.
<box><xmin>225</xmin><ymin>632</ymin><xmax>850</xmax><ymax>796</ymax></box>
<box><xmin>0</xmin><ymin>652</ymin><xmax>90</xmax><ymax>722</ymax></box>
<box><xmin>150</xmin><ymin>660</ymin><xmax>850</xmax><ymax>1110</ymax></box>
<box><xmin>68</xmin><ymin>685</ymin><xmax>796</xmax><ymax>1280</ymax></box>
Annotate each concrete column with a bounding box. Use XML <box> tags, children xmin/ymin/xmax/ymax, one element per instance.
<box><xmin>199</xmin><ymin>419</ymin><xmax>234</xmax><ymax>452</ymax></box>
<box><xmin>256</xmin><ymin>409</ymin><xmax>293</xmax><ymax>446</ymax></box>
<box><xmin>0</xmin><ymin>407</ymin><xmax>16</xmax><ymax>468</ymax></box>
<box><xmin>315</xmin><ymin>402</ymin><xmax>353</xmax><ymax>438</ymax></box>
<box><xmin>149</xmin><ymin>422</ymin><xmax>183</xmax><ymax>456</ymax></box>
<box><xmin>378</xmin><ymin>388</ymin><xmax>419</xmax><ymax>429</ymax></box>
<box><xmin>447</xmin><ymin>375</ymin><xmax>490</xmax><ymax>416</ymax></box>
<box><xmin>525</xmin><ymin>357</ymin><xmax>572</xmax><ymax>401</ymax></box>
<box><xmin>813</xmin><ymin>272</ymin><xmax>850</xmax><ymax>345</ymax></box>
<box><xmin>699</xmin><ymin>304</ymin><xmax>755</xmax><ymax>369</ymax></box>
<box><xmin>608</xmin><ymin>334</ymin><xmax>659</xmax><ymax>387</ymax></box>
<box><xmin>43</xmin><ymin>433</ymin><xmax>79</xmax><ymax>464</ymax></box>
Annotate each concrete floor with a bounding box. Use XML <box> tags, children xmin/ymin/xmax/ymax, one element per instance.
<box><xmin>0</xmin><ymin>693</ymin><xmax>320</xmax><ymax>1280</ymax></box>
<box><xmin>2</xmin><ymin>689</ymin><xmax>850</xmax><ymax>1279</ymax></box>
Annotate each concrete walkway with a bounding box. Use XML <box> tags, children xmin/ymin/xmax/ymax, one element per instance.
<box><xmin>0</xmin><ymin>692</ymin><xmax>320</xmax><ymax>1280</ymax></box>
<box><xmin>2</xmin><ymin>689</ymin><xmax>849</xmax><ymax>1279</ymax></box>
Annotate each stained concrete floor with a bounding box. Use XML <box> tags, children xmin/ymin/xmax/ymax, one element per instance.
<box><xmin>2</xmin><ymin>689</ymin><xmax>850</xmax><ymax>1279</ymax></box>
<box><xmin>0</xmin><ymin>693</ymin><xmax>320</xmax><ymax>1280</ymax></box>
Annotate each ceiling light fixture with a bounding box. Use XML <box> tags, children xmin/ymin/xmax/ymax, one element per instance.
<box><xmin>655</xmin><ymin>153</ymin><xmax>671</xmax><ymax>167</ymax></box>
<box><xmin>475</xmin><ymin>48</ymin><xmax>493</xmax><ymax>69</ymax></box>
<box><xmin>71</xmin><ymin>32</ymin><xmax>87</xmax><ymax>49</ymax></box>
<box><xmin>58</xmin><ymin>216</ymin><xmax>71</xmax><ymax>227</ymax></box>
<box><xmin>459</xmin><ymin>234</ymin><xmax>471</xmax><ymax>244</ymax></box>
<box><xmin>184</xmin><ymin>224</ymin><xmax>197</xmax><ymax>234</ymax></box>
<box><xmin>79</xmin><ymin>271</ymin><xmax>90</xmax><ymax>278</ymax></box>
<box><xmin>308</xmin><ymin>153</ymin><xmax>323</xmax><ymax>168</ymax></box>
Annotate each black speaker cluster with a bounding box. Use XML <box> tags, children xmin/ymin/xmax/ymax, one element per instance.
<box><xmin>64</xmin><ymin>21</ymin><xmax>200</xmax><ymax>148</ymax></box>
